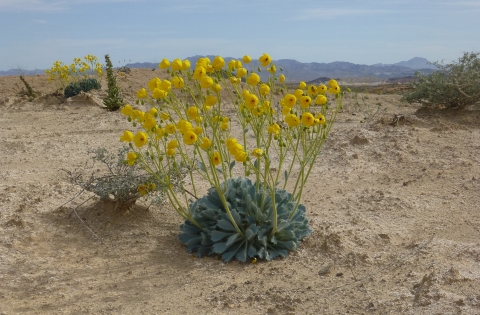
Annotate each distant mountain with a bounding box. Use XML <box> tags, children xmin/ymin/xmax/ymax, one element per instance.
<box><xmin>0</xmin><ymin>69</ymin><xmax>45</xmax><ymax>76</ymax></box>
<box><xmin>0</xmin><ymin>57</ymin><xmax>437</xmax><ymax>81</ymax></box>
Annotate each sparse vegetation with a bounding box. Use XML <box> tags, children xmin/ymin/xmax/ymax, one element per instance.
<box><xmin>103</xmin><ymin>54</ymin><xmax>124</xmax><ymax>111</ymax></box>
<box><xmin>64</xmin><ymin>77</ymin><xmax>101</xmax><ymax>98</ymax></box>
<box><xmin>19</xmin><ymin>75</ymin><xmax>35</xmax><ymax>101</ymax></box>
<box><xmin>404</xmin><ymin>52</ymin><xmax>480</xmax><ymax>109</ymax></box>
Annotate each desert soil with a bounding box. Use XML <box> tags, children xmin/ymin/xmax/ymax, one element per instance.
<box><xmin>0</xmin><ymin>70</ymin><xmax>479</xmax><ymax>315</ymax></box>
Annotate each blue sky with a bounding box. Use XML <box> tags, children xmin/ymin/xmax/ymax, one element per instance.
<box><xmin>0</xmin><ymin>0</ymin><xmax>479</xmax><ymax>71</ymax></box>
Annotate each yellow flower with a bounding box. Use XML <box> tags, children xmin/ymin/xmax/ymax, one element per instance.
<box><xmin>193</xmin><ymin>66</ymin><xmax>206</xmax><ymax>80</ymax></box>
<box><xmin>211</xmin><ymin>151</ymin><xmax>221</xmax><ymax>166</ymax></box>
<box><xmin>187</xmin><ymin>106</ymin><xmax>199</xmax><ymax>120</ymax></box>
<box><xmin>148</xmin><ymin>108</ymin><xmax>158</xmax><ymax>116</ymax></box>
<box><xmin>166</xmin><ymin>148</ymin><xmax>176</xmax><ymax>156</ymax></box>
<box><xmin>196</xmin><ymin>57</ymin><xmax>209</xmax><ymax>68</ymax></box>
<box><xmin>134</xmin><ymin>131</ymin><xmax>148</xmax><ymax>148</ymax></box>
<box><xmin>268</xmin><ymin>123</ymin><xmax>281</xmax><ymax>135</ymax></box>
<box><xmin>235</xmin><ymin>60</ymin><xmax>243</xmax><ymax>69</ymax></box>
<box><xmin>229</xmin><ymin>143</ymin><xmax>244</xmax><ymax>156</ymax></box>
<box><xmin>182</xmin><ymin>59</ymin><xmax>191</xmax><ymax>70</ymax></box>
<box><xmin>327</xmin><ymin>85</ymin><xmax>341</xmax><ymax>94</ymax></box>
<box><xmin>165</xmin><ymin>123</ymin><xmax>176</xmax><ymax>134</ymax></box>
<box><xmin>315</xmin><ymin>113</ymin><xmax>326</xmax><ymax>125</ymax></box>
<box><xmin>252</xmin><ymin>148</ymin><xmax>263</xmax><ymax>158</ymax></box>
<box><xmin>172</xmin><ymin>76</ymin><xmax>184</xmax><ymax>89</ymax></box>
<box><xmin>138</xmin><ymin>184</ymin><xmax>149</xmax><ymax>196</ymax></box>
<box><xmin>171</xmin><ymin>58</ymin><xmax>183</xmax><ymax>71</ymax></box>
<box><xmin>133</xmin><ymin>110</ymin><xmax>145</xmax><ymax>122</ymax></box>
<box><xmin>120</xmin><ymin>104</ymin><xmax>133</xmax><ymax>117</ymax></box>
<box><xmin>226</xmin><ymin>137</ymin><xmax>238</xmax><ymax>148</ymax></box>
<box><xmin>228</xmin><ymin>59</ymin><xmax>236</xmax><ymax>70</ymax></box>
<box><xmin>252</xmin><ymin>105</ymin><xmax>264</xmax><ymax>116</ymax></box>
<box><xmin>285</xmin><ymin>114</ymin><xmax>300</xmax><ymax>127</ymax></box>
<box><xmin>137</xmin><ymin>88</ymin><xmax>148</xmax><ymax>99</ymax></box>
<box><xmin>268</xmin><ymin>65</ymin><xmax>276</xmax><ymax>74</ymax></box>
<box><xmin>200</xmin><ymin>76</ymin><xmax>214</xmax><ymax>88</ymax></box>
<box><xmin>301</xmin><ymin>112</ymin><xmax>315</xmax><ymax>127</ymax></box>
<box><xmin>220</xmin><ymin>122</ymin><xmax>229</xmax><ymax>130</ymax></box>
<box><xmin>212</xmin><ymin>83</ymin><xmax>222</xmax><ymax>92</ymax></box>
<box><xmin>200</xmin><ymin>137</ymin><xmax>212</xmax><ymax>150</ymax></box>
<box><xmin>193</xmin><ymin>126</ymin><xmax>203</xmax><ymax>135</ymax></box>
<box><xmin>120</xmin><ymin>130</ymin><xmax>134</xmax><ymax>142</ymax></box>
<box><xmin>156</xmin><ymin>128</ymin><xmax>165</xmax><ymax>139</ymax></box>
<box><xmin>281</xmin><ymin>106</ymin><xmax>291</xmax><ymax>115</ymax></box>
<box><xmin>159</xmin><ymin>58</ymin><xmax>170</xmax><ymax>69</ymax></box>
<box><xmin>328</xmin><ymin>79</ymin><xmax>338</xmax><ymax>87</ymax></box>
<box><xmin>177</xmin><ymin>119</ymin><xmax>193</xmax><ymax>134</ymax></box>
<box><xmin>143</xmin><ymin>114</ymin><xmax>157</xmax><ymax>130</ymax></box>
<box><xmin>242</xmin><ymin>55</ymin><xmax>252</xmax><ymax>63</ymax></box>
<box><xmin>279</xmin><ymin>74</ymin><xmax>286</xmax><ymax>83</ymax></box>
<box><xmin>152</xmin><ymin>88</ymin><xmax>168</xmax><ymax>99</ymax></box>
<box><xmin>247</xmin><ymin>73</ymin><xmax>260</xmax><ymax>86</ymax></box>
<box><xmin>212</xmin><ymin>56</ymin><xmax>225</xmax><ymax>70</ymax></box>
<box><xmin>160</xmin><ymin>80</ymin><xmax>171</xmax><ymax>91</ymax></box>
<box><xmin>127</xmin><ymin>152</ymin><xmax>137</xmax><ymax>166</ymax></box>
<box><xmin>236</xmin><ymin>67</ymin><xmax>247</xmax><ymax>78</ymax></box>
<box><xmin>299</xmin><ymin>81</ymin><xmax>307</xmax><ymax>89</ymax></box>
<box><xmin>167</xmin><ymin>139</ymin><xmax>179</xmax><ymax>149</ymax></box>
<box><xmin>205</xmin><ymin>95</ymin><xmax>217</xmax><ymax>106</ymax></box>
<box><xmin>318</xmin><ymin>84</ymin><xmax>327</xmax><ymax>94</ymax></box>
<box><xmin>300</xmin><ymin>96</ymin><xmax>312</xmax><ymax>108</ymax></box>
<box><xmin>244</xmin><ymin>94</ymin><xmax>259</xmax><ymax>110</ymax></box>
<box><xmin>283</xmin><ymin>94</ymin><xmax>297</xmax><ymax>108</ymax></box>
<box><xmin>259</xmin><ymin>53</ymin><xmax>272</xmax><ymax>67</ymax></box>
<box><xmin>160</xmin><ymin>112</ymin><xmax>170</xmax><ymax>121</ymax></box>
<box><xmin>229</xmin><ymin>76</ymin><xmax>240</xmax><ymax>84</ymax></box>
<box><xmin>183</xmin><ymin>130</ymin><xmax>197</xmax><ymax>145</ymax></box>
<box><xmin>307</xmin><ymin>85</ymin><xmax>318</xmax><ymax>95</ymax></box>
<box><xmin>235</xmin><ymin>150</ymin><xmax>247</xmax><ymax>162</ymax></box>
<box><xmin>294</xmin><ymin>89</ymin><xmax>304</xmax><ymax>99</ymax></box>
<box><xmin>315</xmin><ymin>95</ymin><xmax>327</xmax><ymax>105</ymax></box>
<box><xmin>148</xmin><ymin>77</ymin><xmax>161</xmax><ymax>91</ymax></box>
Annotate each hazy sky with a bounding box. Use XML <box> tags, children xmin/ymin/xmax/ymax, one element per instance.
<box><xmin>1</xmin><ymin>0</ymin><xmax>479</xmax><ymax>70</ymax></box>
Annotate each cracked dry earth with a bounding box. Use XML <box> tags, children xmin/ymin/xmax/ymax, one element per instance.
<box><xmin>0</xmin><ymin>71</ymin><xmax>479</xmax><ymax>314</ymax></box>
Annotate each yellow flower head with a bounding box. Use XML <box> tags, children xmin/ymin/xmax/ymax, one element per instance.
<box><xmin>328</xmin><ymin>79</ymin><xmax>338</xmax><ymax>87</ymax></box>
<box><xmin>120</xmin><ymin>130</ymin><xmax>134</xmax><ymax>142</ymax></box>
<box><xmin>127</xmin><ymin>152</ymin><xmax>137</xmax><ymax>166</ymax></box>
<box><xmin>160</xmin><ymin>80</ymin><xmax>171</xmax><ymax>91</ymax></box>
<box><xmin>211</xmin><ymin>151</ymin><xmax>222</xmax><ymax>166</ymax></box>
<box><xmin>318</xmin><ymin>84</ymin><xmax>327</xmax><ymax>94</ymax></box>
<box><xmin>315</xmin><ymin>113</ymin><xmax>326</xmax><ymax>125</ymax></box>
<box><xmin>229</xmin><ymin>76</ymin><xmax>240</xmax><ymax>84</ymax></box>
<box><xmin>315</xmin><ymin>94</ymin><xmax>327</xmax><ymax>105</ymax></box>
<box><xmin>252</xmin><ymin>105</ymin><xmax>264</xmax><ymax>116</ymax></box>
<box><xmin>159</xmin><ymin>58</ymin><xmax>170</xmax><ymax>69</ymax></box>
<box><xmin>236</xmin><ymin>67</ymin><xmax>247</xmax><ymax>78</ymax></box>
<box><xmin>247</xmin><ymin>73</ymin><xmax>260</xmax><ymax>86</ymax></box>
<box><xmin>165</xmin><ymin>123</ymin><xmax>176</xmax><ymax>134</ymax></box>
<box><xmin>307</xmin><ymin>85</ymin><xmax>318</xmax><ymax>95</ymax></box>
<box><xmin>212</xmin><ymin>56</ymin><xmax>225</xmax><ymax>70</ymax></box>
<box><xmin>220</xmin><ymin>122</ymin><xmax>229</xmax><ymax>130</ymax></box>
<box><xmin>228</xmin><ymin>59</ymin><xmax>236</xmax><ymax>70</ymax></box>
<box><xmin>279</xmin><ymin>74</ymin><xmax>286</xmax><ymax>83</ymax></box>
<box><xmin>327</xmin><ymin>85</ymin><xmax>341</xmax><ymax>95</ymax></box>
<box><xmin>285</xmin><ymin>114</ymin><xmax>300</xmax><ymax>128</ymax></box>
<box><xmin>301</xmin><ymin>112</ymin><xmax>315</xmax><ymax>127</ymax></box>
<box><xmin>152</xmin><ymin>88</ymin><xmax>167</xmax><ymax>99</ymax></box>
<box><xmin>137</xmin><ymin>88</ymin><xmax>148</xmax><ymax>99</ymax></box>
<box><xmin>193</xmin><ymin>66</ymin><xmax>206</xmax><ymax>80</ymax></box>
<box><xmin>242</xmin><ymin>55</ymin><xmax>252</xmax><ymax>63</ymax></box>
<box><xmin>259</xmin><ymin>53</ymin><xmax>272</xmax><ymax>67</ymax></box>
<box><xmin>299</xmin><ymin>81</ymin><xmax>307</xmax><ymax>89</ymax></box>
<box><xmin>205</xmin><ymin>95</ymin><xmax>218</xmax><ymax>106</ymax></box>
<box><xmin>281</xmin><ymin>106</ymin><xmax>291</xmax><ymax>116</ymax></box>
<box><xmin>120</xmin><ymin>104</ymin><xmax>133</xmax><ymax>117</ymax></box>
<box><xmin>156</xmin><ymin>128</ymin><xmax>165</xmax><ymax>139</ymax></box>
<box><xmin>166</xmin><ymin>148</ymin><xmax>176</xmax><ymax>156</ymax></box>
<box><xmin>268</xmin><ymin>123</ymin><xmax>281</xmax><ymax>135</ymax></box>
<box><xmin>244</xmin><ymin>93</ymin><xmax>259</xmax><ymax>110</ymax></box>
<box><xmin>283</xmin><ymin>94</ymin><xmax>297</xmax><ymax>108</ymax></box>
<box><xmin>196</xmin><ymin>57</ymin><xmax>209</xmax><ymax>68</ymax></box>
<box><xmin>212</xmin><ymin>83</ymin><xmax>222</xmax><ymax>93</ymax></box>
<box><xmin>252</xmin><ymin>148</ymin><xmax>264</xmax><ymax>158</ymax></box>
<box><xmin>143</xmin><ymin>114</ymin><xmax>157</xmax><ymax>130</ymax></box>
<box><xmin>148</xmin><ymin>108</ymin><xmax>158</xmax><ymax>116</ymax></box>
<box><xmin>177</xmin><ymin>119</ymin><xmax>193</xmax><ymax>134</ymax></box>
<box><xmin>167</xmin><ymin>139</ymin><xmax>179</xmax><ymax>149</ymax></box>
<box><xmin>160</xmin><ymin>112</ymin><xmax>170</xmax><ymax>121</ymax></box>
<box><xmin>193</xmin><ymin>126</ymin><xmax>203</xmax><ymax>135</ymax></box>
<box><xmin>200</xmin><ymin>76</ymin><xmax>214</xmax><ymax>89</ymax></box>
<box><xmin>187</xmin><ymin>106</ymin><xmax>199</xmax><ymax>120</ymax></box>
<box><xmin>300</xmin><ymin>95</ymin><xmax>312</xmax><ymax>108</ymax></box>
<box><xmin>134</xmin><ymin>131</ymin><xmax>148</xmax><ymax>148</ymax></box>
<box><xmin>171</xmin><ymin>58</ymin><xmax>183</xmax><ymax>71</ymax></box>
<box><xmin>172</xmin><ymin>76</ymin><xmax>184</xmax><ymax>89</ymax></box>
<box><xmin>182</xmin><ymin>59</ymin><xmax>191</xmax><ymax>70</ymax></box>
<box><xmin>148</xmin><ymin>77</ymin><xmax>161</xmax><ymax>91</ymax></box>
<box><xmin>268</xmin><ymin>65</ymin><xmax>276</xmax><ymax>74</ymax></box>
<box><xmin>200</xmin><ymin>137</ymin><xmax>212</xmax><ymax>150</ymax></box>
<box><xmin>183</xmin><ymin>130</ymin><xmax>197</xmax><ymax>145</ymax></box>
<box><xmin>294</xmin><ymin>89</ymin><xmax>304</xmax><ymax>99</ymax></box>
<box><xmin>235</xmin><ymin>150</ymin><xmax>247</xmax><ymax>162</ymax></box>
<box><xmin>235</xmin><ymin>60</ymin><xmax>243</xmax><ymax>69</ymax></box>
<box><xmin>226</xmin><ymin>137</ymin><xmax>238</xmax><ymax>148</ymax></box>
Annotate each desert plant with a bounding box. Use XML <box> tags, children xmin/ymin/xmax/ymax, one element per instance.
<box><xmin>404</xmin><ymin>52</ymin><xmax>480</xmax><ymax>109</ymax></box>
<box><xmin>119</xmin><ymin>53</ymin><xmax>343</xmax><ymax>262</ymax></box>
<box><xmin>19</xmin><ymin>75</ymin><xmax>35</xmax><ymax>100</ymax></box>
<box><xmin>103</xmin><ymin>54</ymin><xmax>124</xmax><ymax>111</ymax></box>
<box><xmin>351</xmin><ymin>93</ymin><xmax>386</xmax><ymax>125</ymax></box>
<box><xmin>64</xmin><ymin>78</ymin><xmax>101</xmax><ymax>98</ymax></box>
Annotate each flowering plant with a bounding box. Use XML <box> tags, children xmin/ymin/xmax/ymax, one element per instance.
<box><xmin>120</xmin><ymin>54</ymin><xmax>343</xmax><ymax>262</ymax></box>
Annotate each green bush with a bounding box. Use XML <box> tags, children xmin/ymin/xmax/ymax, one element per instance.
<box><xmin>178</xmin><ymin>177</ymin><xmax>312</xmax><ymax>262</ymax></box>
<box><xmin>64</xmin><ymin>78</ymin><xmax>101</xmax><ymax>98</ymax></box>
<box><xmin>103</xmin><ymin>54</ymin><xmax>124</xmax><ymax>111</ymax></box>
<box><xmin>404</xmin><ymin>52</ymin><xmax>480</xmax><ymax>109</ymax></box>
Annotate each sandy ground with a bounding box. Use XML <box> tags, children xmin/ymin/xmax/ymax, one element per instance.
<box><xmin>1</xmin><ymin>70</ymin><xmax>479</xmax><ymax>314</ymax></box>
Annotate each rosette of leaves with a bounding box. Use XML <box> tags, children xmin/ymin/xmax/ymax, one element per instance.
<box><xmin>64</xmin><ymin>78</ymin><xmax>101</xmax><ymax>98</ymax></box>
<box><xmin>179</xmin><ymin>177</ymin><xmax>312</xmax><ymax>262</ymax></box>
